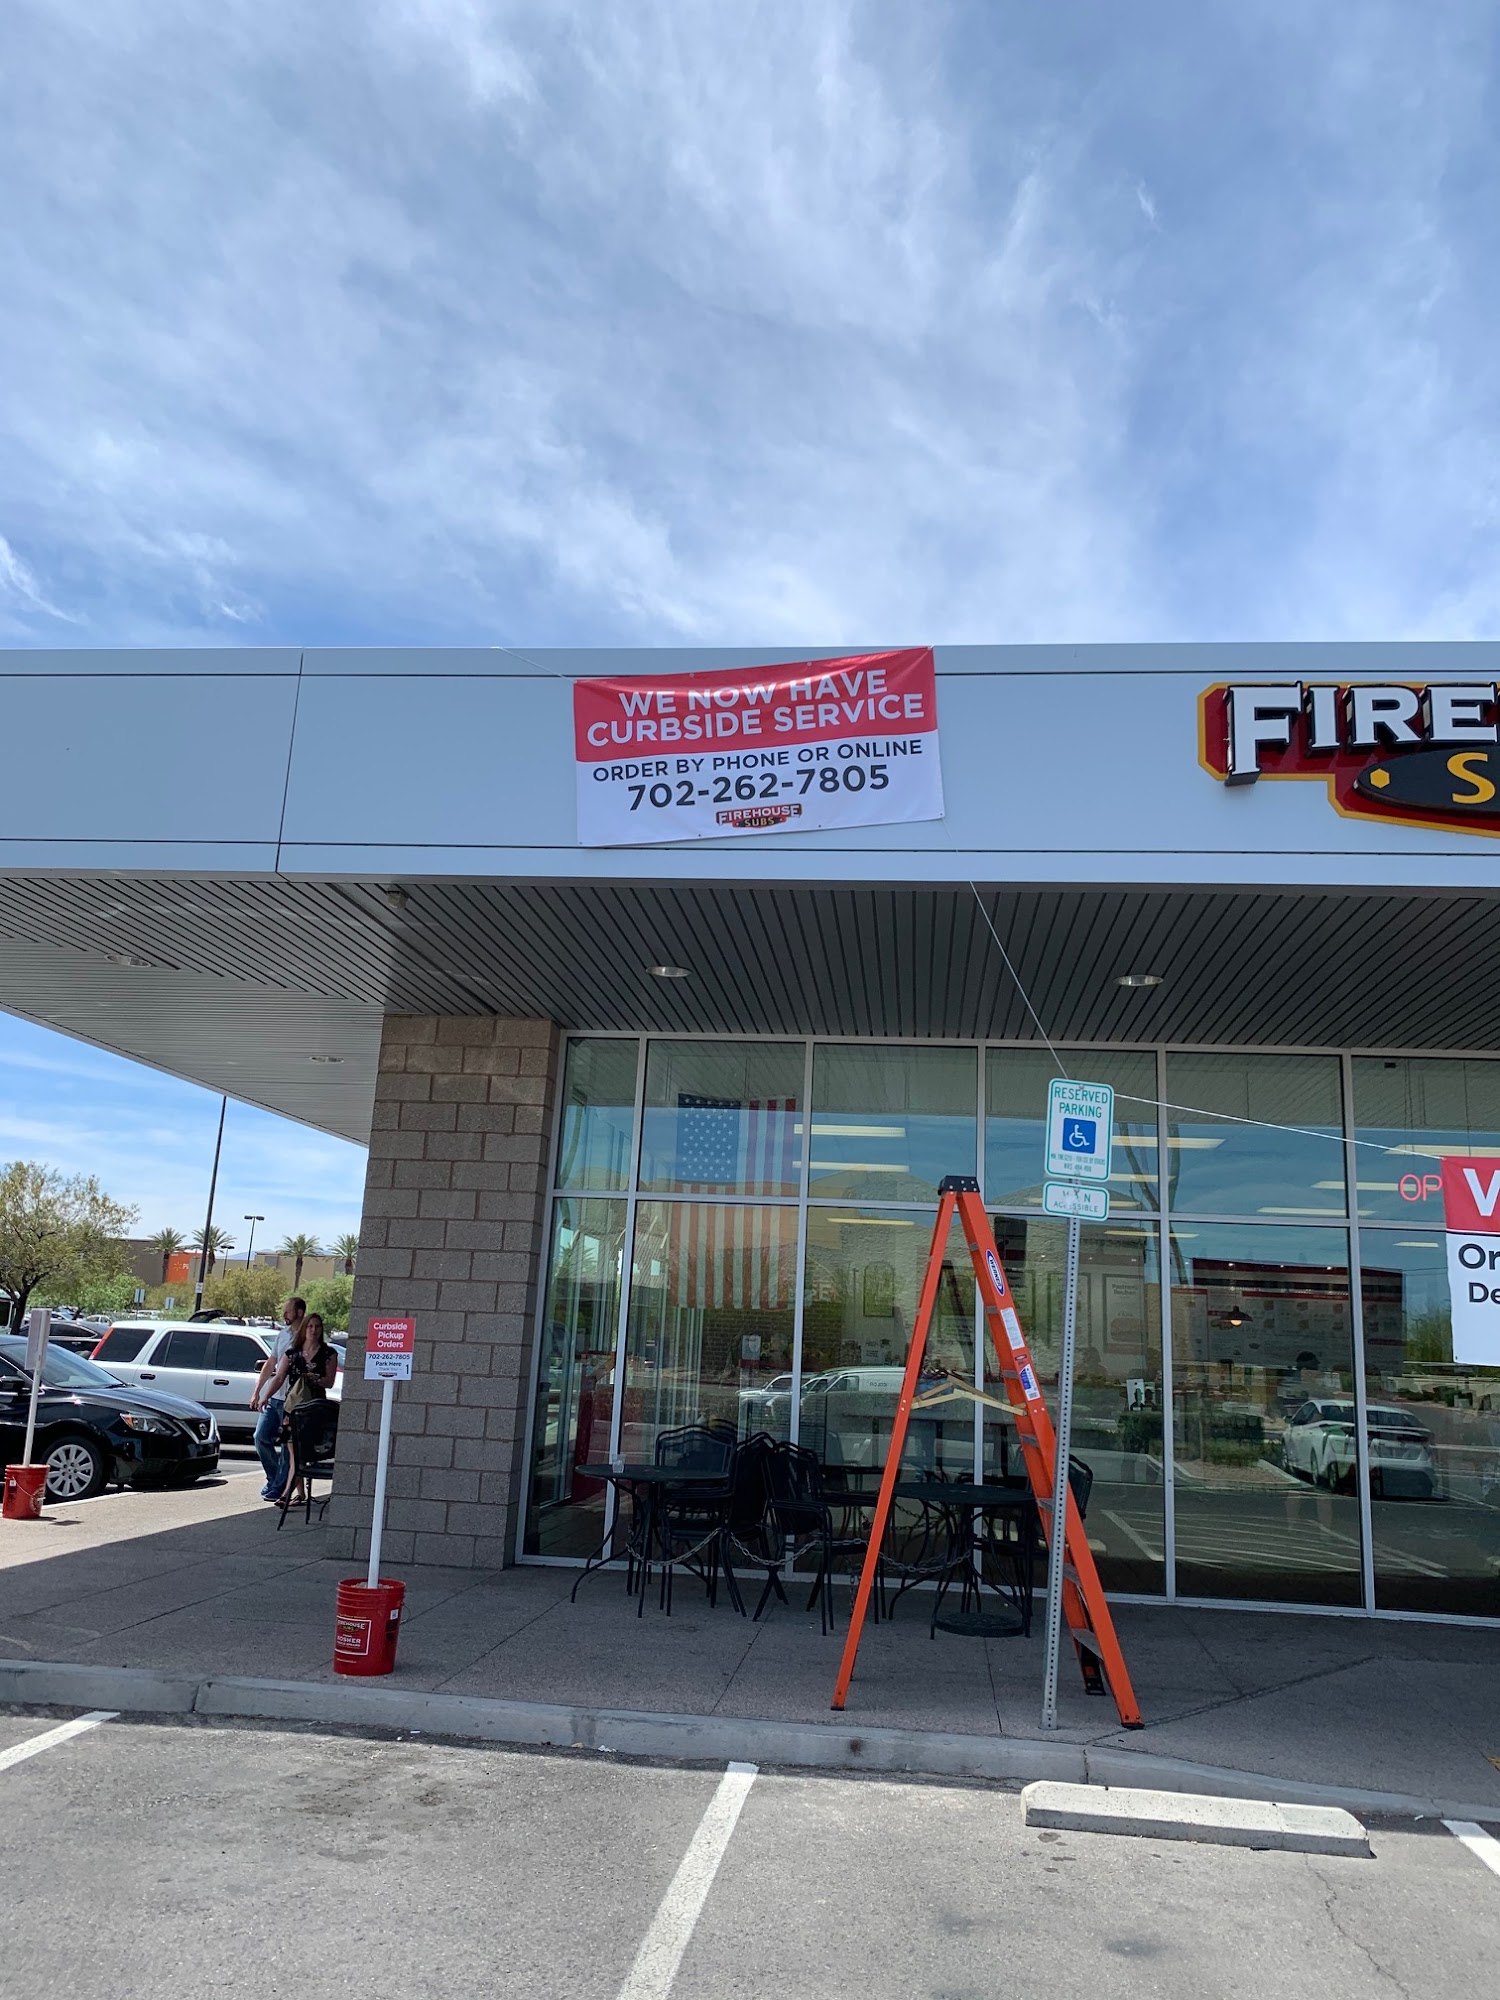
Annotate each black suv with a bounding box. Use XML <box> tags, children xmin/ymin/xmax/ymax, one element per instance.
<box><xmin>0</xmin><ymin>1337</ymin><xmax>220</xmax><ymax>1500</ymax></box>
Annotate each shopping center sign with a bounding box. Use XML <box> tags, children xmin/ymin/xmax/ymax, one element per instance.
<box><xmin>573</xmin><ymin>648</ymin><xmax>943</xmax><ymax>846</ymax></box>
<box><xmin>1200</xmin><ymin>680</ymin><xmax>1500</xmax><ymax>838</ymax></box>
<box><xmin>1440</xmin><ymin>1159</ymin><xmax>1500</xmax><ymax>1367</ymax></box>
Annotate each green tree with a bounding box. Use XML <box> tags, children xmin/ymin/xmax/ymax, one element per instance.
<box><xmin>279</xmin><ymin>1232</ymin><xmax>322</xmax><ymax>1290</ymax></box>
<box><xmin>304</xmin><ymin>1273</ymin><xmax>353</xmax><ymax>1331</ymax></box>
<box><xmin>332</xmin><ymin>1232</ymin><xmax>359</xmax><ymax>1277</ymax></box>
<box><xmin>202</xmin><ymin>1265</ymin><xmax>286</xmax><ymax>1319</ymax></box>
<box><xmin>190</xmin><ymin>1223</ymin><xmax>236</xmax><ymax>1279</ymax></box>
<box><xmin>147</xmin><ymin>1225</ymin><xmax>185</xmax><ymax>1285</ymax></box>
<box><xmin>39</xmin><ymin>1271</ymin><xmax>140</xmax><ymax>1319</ymax></box>
<box><xmin>0</xmin><ymin>1162</ymin><xmax>137</xmax><ymax>1333</ymax></box>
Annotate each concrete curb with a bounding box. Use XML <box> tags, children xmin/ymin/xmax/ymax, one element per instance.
<box><xmin>2</xmin><ymin>1657</ymin><xmax>1497</xmax><ymax>1822</ymax></box>
<box><xmin>1022</xmin><ymin>1780</ymin><xmax>1372</xmax><ymax>1856</ymax></box>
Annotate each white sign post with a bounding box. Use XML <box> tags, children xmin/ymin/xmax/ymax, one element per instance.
<box><xmin>363</xmin><ymin>1315</ymin><xmax>415</xmax><ymax>1588</ymax></box>
<box><xmin>21</xmin><ymin>1307</ymin><xmax>51</xmax><ymax>1469</ymax></box>
<box><xmin>1040</xmin><ymin>1079</ymin><xmax>1114</xmax><ymax>1731</ymax></box>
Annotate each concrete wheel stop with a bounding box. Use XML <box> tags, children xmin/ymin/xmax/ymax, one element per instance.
<box><xmin>1022</xmin><ymin>1780</ymin><xmax>1372</xmax><ymax>1856</ymax></box>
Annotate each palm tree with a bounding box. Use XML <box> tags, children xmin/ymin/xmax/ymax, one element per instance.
<box><xmin>190</xmin><ymin>1223</ymin><xmax>235</xmax><ymax>1278</ymax></box>
<box><xmin>333</xmin><ymin>1232</ymin><xmax>359</xmax><ymax>1277</ymax></box>
<box><xmin>148</xmin><ymin>1225</ymin><xmax>185</xmax><ymax>1285</ymax></box>
<box><xmin>279</xmin><ymin>1232</ymin><xmax>322</xmax><ymax>1289</ymax></box>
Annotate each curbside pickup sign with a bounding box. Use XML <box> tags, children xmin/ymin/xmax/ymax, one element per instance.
<box><xmin>572</xmin><ymin>647</ymin><xmax>943</xmax><ymax>846</ymax></box>
<box><xmin>364</xmin><ymin>1315</ymin><xmax>416</xmax><ymax>1382</ymax></box>
<box><xmin>1440</xmin><ymin>1159</ymin><xmax>1500</xmax><ymax>1366</ymax></box>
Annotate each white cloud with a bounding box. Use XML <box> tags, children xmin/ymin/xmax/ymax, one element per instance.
<box><xmin>1</xmin><ymin>3</ymin><xmax>1497</xmax><ymax>651</ymax></box>
<box><xmin>0</xmin><ymin>1</ymin><xmax>1156</xmax><ymax>647</ymax></box>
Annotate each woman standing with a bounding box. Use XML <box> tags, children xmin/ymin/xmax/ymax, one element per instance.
<box><xmin>263</xmin><ymin>1311</ymin><xmax>338</xmax><ymax>1507</ymax></box>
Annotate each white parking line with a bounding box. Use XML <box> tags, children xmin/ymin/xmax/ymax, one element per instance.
<box><xmin>1443</xmin><ymin>1819</ymin><xmax>1500</xmax><ymax>1882</ymax></box>
<box><xmin>616</xmin><ymin>1762</ymin><xmax>758</xmax><ymax>2000</ymax></box>
<box><xmin>0</xmin><ymin>1711</ymin><xmax>117</xmax><ymax>1773</ymax></box>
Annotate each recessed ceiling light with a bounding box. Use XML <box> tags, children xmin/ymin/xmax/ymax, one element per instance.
<box><xmin>383</xmin><ymin>886</ymin><xmax>409</xmax><ymax>913</ymax></box>
<box><xmin>307</xmin><ymin>1054</ymin><xmax>345</xmax><ymax>1064</ymax></box>
<box><xmin>649</xmin><ymin>965</ymin><xmax>691</xmax><ymax>979</ymax></box>
<box><xmin>1116</xmin><ymin>972</ymin><xmax>1163</xmax><ymax>989</ymax></box>
<box><xmin>108</xmin><ymin>952</ymin><xmax>156</xmax><ymax>970</ymax></box>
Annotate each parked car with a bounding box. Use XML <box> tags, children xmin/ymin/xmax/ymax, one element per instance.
<box><xmin>90</xmin><ymin>1320</ymin><xmax>341</xmax><ymax>1441</ymax></box>
<box><xmin>16</xmin><ymin>1312</ymin><xmax>111</xmax><ymax>1356</ymax></box>
<box><xmin>0</xmin><ymin>1336</ymin><xmax>219</xmax><ymax>1500</ymax></box>
<box><xmin>1281</xmin><ymin>1397</ymin><xmax>1436</xmax><ymax>1498</ymax></box>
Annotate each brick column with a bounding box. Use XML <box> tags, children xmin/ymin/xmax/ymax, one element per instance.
<box><xmin>324</xmin><ymin>1014</ymin><xmax>560</xmax><ymax>1569</ymax></box>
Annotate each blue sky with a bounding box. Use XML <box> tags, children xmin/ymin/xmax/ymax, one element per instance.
<box><xmin>0</xmin><ymin>2</ymin><xmax>1496</xmax><ymax>1224</ymax></box>
<box><xmin>0</xmin><ymin>1012</ymin><xmax>366</xmax><ymax>1249</ymax></box>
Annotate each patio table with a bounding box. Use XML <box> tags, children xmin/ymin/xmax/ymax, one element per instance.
<box><xmin>571</xmin><ymin>1463</ymin><xmax>724</xmax><ymax>1608</ymax></box>
<box><xmin>889</xmin><ymin>1479</ymin><xmax>1038</xmax><ymax>1638</ymax></box>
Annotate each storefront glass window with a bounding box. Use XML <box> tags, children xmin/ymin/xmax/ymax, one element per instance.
<box><xmin>809</xmin><ymin>1045</ymin><xmax>977</xmax><ymax>1202</ymax></box>
<box><xmin>638</xmin><ymin>1041</ymin><xmax>804</xmax><ymax>1195</ymax></box>
<box><xmin>1360</xmin><ymin>1231</ymin><xmax>1500</xmax><ymax>1615</ymax></box>
<box><xmin>1169</xmin><ymin>1223</ymin><xmax>1361</xmax><ymax>1605</ymax></box>
<box><xmin>1351</xmin><ymin>1056</ymin><xmax>1500</xmax><ymax>1224</ymax></box>
<box><xmin>554</xmin><ymin>1038</ymin><xmax>638</xmax><ymax>1191</ymax></box>
<box><xmin>1165</xmin><ymin>1053</ymin><xmax>1345</xmax><ymax>1219</ymax></box>
<box><xmin>523</xmin><ymin>1199</ymin><xmax>626</xmax><ymax>1558</ymax></box>
<box><xmin>986</xmin><ymin>1215</ymin><xmax>1165</xmax><ymax>1595</ymax></box>
<box><xmin>800</xmin><ymin>1207</ymin><xmax>975</xmax><ymax>1477</ymax></box>
<box><xmin>985</xmin><ymin>1048</ymin><xmax>1160</xmax><ymax>1210</ymax></box>
<box><xmin>619</xmin><ymin>1203</ymin><xmax>798</xmax><ymax>1458</ymax></box>
<box><xmin>524</xmin><ymin>1035</ymin><xmax>1500</xmax><ymax>1619</ymax></box>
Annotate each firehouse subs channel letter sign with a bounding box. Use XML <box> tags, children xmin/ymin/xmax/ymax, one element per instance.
<box><xmin>1200</xmin><ymin>679</ymin><xmax>1500</xmax><ymax>838</ymax></box>
<box><xmin>573</xmin><ymin>647</ymin><xmax>944</xmax><ymax>846</ymax></box>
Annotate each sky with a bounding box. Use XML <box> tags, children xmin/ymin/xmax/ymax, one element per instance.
<box><xmin>0</xmin><ymin>2</ymin><xmax>1497</xmax><ymax>1226</ymax></box>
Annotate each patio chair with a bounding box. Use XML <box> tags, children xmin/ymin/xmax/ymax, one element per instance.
<box><xmin>647</xmin><ymin>1423</ymin><xmax>736</xmax><ymax>1615</ymax></box>
<box><xmin>276</xmin><ymin>1400</ymin><xmax>339</xmax><ymax>1529</ymax></box>
<box><xmin>718</xmin><ymin>1430</ymin><xmax>782</xmax><ymax>1618</ymax></box>
<box><xmin>759</xmin><ymin>1440</ymin><xmax>875</xmax><ymax>1635</ymax></box>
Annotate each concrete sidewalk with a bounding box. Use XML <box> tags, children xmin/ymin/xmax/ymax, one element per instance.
<box><xmin>2</xmin><ymin>1474</ymin><xmax>1498</xmax><ymax>1815</ymax></box>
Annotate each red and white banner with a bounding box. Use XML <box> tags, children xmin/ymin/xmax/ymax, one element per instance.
<box><xmin>573</xmin><ymin>647</ymin><xmax>943</xmax><ymax>846</ymax></box>
<box><xmin>1440</xmin><ymin>1159</ymin><xmax>1500</xmax><ymax>1367</ymax></box>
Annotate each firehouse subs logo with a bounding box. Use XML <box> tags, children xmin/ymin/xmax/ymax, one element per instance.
<box><xmin>1200</xmin><ymin>681</ymin><xmax>1500</xmax><ymax>838</ymax></box>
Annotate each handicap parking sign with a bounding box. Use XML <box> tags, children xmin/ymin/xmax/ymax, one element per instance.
<box><xmin>1045</xmin><ymin>1079</ymin><xmax>1114</xmax><ymax>1183</ymax></box>
<box><xmin>1062</xmin><ymin>1117</ymin><xmax>1097</xmax><ymax>1157</ymax></box>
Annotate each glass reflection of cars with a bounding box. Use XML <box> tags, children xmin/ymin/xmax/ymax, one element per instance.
<box><xmin>1282</xmin><ymin>1397</ymin><xmax>1434</xmax><ymax>1497</ymax></box>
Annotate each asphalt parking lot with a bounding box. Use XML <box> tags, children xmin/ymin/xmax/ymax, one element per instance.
<box><xmin>1</xmin><ymin>1711</ymin><xmax>1497</xmax><ymax>2000</ymax></box>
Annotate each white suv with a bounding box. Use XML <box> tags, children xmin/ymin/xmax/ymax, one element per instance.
<box><xmin>91</xmin><ymin>1322</ymin><xmax>341</xmax><ymax>1441</ymax></box>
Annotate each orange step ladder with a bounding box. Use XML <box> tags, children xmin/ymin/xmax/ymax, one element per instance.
<box><xmin>831</xmin><ymin>1176</ymin><xmax>1143</xmax><ymax>1729</ymax></box>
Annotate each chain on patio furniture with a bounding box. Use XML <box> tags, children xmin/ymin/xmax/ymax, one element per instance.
<box><xmin>718</xmin><ymin>1430</ymin><xmax>783</xmax><ymax>1618</ymax></box>
<box><xmin>647</xmin><ymin>1424</ymin><xmax>737</xmax><ymax>1616</ymax></box>
<box><xmin>276</xmin><ymin>1401</ymin><xmax>339</xmax><ymax>1529</ymax></box>
<box><xmin>872</xmin><ymin>1468</ymin><xmax>963</xmax><ymax>1620</ymax></box>
<box><xmin>758</xmin><ymin>1440</ymin><xmax>878</xmax><ymax>1636</ymax></box>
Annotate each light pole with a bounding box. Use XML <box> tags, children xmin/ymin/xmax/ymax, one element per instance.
<box><xmin>193</xmin><ymin>1095</ymin><xmax>228</xmax><ymax>1315</ymax></box>
<box><xmin>243</xmin><ymin>1215</ymin><xmax>264</xmax><ymax>1268</ymax></box>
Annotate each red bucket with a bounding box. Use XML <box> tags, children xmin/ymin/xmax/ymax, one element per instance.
<box><xmin>3</xmin><ymin>1464</ymin><xmax>47</xmax><ymax>1520</ymax></box>
<box><xmin>333</xmin><ymin>1578</ymin><xmax>405</xmax><ymax>1676</ymax></box>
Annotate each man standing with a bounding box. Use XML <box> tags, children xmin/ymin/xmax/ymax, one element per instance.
<box><xmin>250</xmin><ymin>1295</ymin><xmax>305</xmax><ymax>1500</ymax></box>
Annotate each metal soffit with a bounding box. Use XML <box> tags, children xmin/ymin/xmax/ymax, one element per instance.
<box><xmin>0</xmin><ymin>875</ymin><xmax>1494</xmax><ymax>1144</ymax></box>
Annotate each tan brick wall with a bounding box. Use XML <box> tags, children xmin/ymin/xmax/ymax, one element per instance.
<box><xmin>324</xmin><ymin>1014</ymin><xmax>559</xmax><ymax>1569</ymax></box>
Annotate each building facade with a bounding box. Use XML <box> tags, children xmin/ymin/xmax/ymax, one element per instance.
<box><xmin>2</xmin><ymin>642</ymin><xmax>1499</xmax><ymax>1623</ymax></box>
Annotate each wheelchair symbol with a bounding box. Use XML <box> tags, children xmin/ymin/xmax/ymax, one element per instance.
<box><xmin>1062</xmin><ymin>1117</ymin><xmax>1097</xmax><ymax>1154</ymax></box>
